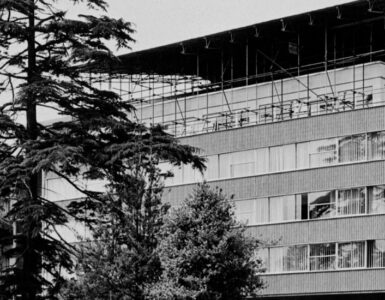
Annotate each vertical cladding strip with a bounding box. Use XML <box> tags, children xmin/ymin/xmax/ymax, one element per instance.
<box><xmin>260</xmin><ymin>269</ymin><xmax>385</xmax><ymax>296</ymax></box>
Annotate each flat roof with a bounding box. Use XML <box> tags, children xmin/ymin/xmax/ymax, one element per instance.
<box><xmin>93</xmin><ymin>0</ymin><xmax>385</xmax><ymax>83</ymax></box>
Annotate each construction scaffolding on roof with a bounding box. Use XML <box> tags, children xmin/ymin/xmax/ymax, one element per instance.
<box><xmin>87</xmin><ymin>0</ymin><xmax>385</xmax><ymax>137</ymax></box>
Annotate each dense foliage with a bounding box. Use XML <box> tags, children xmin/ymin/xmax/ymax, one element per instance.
<box><xmin>149</xmin><ymin>183</ymin><xmax>264</xmax><ymax>300</ymax></box>
<box><xmin>0</xmin><ymin>1</ymin><xmax>204</xmax><ymax>299</ymax></box>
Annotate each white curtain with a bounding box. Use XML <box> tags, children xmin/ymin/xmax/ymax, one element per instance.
<box><xmin>269</xmin><ymin>195</ymin><xmax>296</xmax><ymax>222</ymax></box>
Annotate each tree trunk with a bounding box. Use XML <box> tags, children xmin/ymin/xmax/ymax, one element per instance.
<box><xmin>24</xmin><ymin>0</ymin><xmax>39</xmax><ymax>299</ymax></box>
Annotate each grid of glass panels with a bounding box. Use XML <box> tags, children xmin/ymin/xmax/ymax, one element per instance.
<box><xmin>265</xmin><ymin>240</ymin><xmax>383</xmax><ymax>274</ymax></box>
<box><xmin>161</xmin><ymin>131</ymin><xmax>385</xmax><ymax>187</ymax></box>
<box><xmin>233</xmin><ymin>185</ymin><xmax>384</xmax><ymax>226</ymax></box>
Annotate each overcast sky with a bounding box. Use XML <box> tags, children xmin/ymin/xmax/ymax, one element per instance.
<box><xmin>86</xmin><ymin>0</ymin><xmax>356</xmax><ymax>53</ymax></box>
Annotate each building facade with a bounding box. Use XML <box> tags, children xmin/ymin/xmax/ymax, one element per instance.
<box><xmin>45</xmin><ymin>0</ymin><xmax>385</xmax><ymax>298</ymax></box>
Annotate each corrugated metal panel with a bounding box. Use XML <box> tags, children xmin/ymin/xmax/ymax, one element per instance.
<box><xmin>164</xmin><ymin>161</ymin><xmax>385</xmax><ymax>204</ymax></box>
<box><xmin>260</xmin><ymin>269</ymin><xmax>385</xmax><ymax>296</ymax></box>
<box><xmin>249</xmin><ymin>215</ymin><xmax>385</xmax><ymax>245</ymax></box>
<box><xmin>179</xmin><ymin>106</ymin><xmax>385</xmax><ymax>155</ymax></box>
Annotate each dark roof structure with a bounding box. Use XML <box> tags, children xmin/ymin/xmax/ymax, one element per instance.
<box><xmin>99</xmin><ymin>0</ymin><xmax>385</xmax><ymax>87</ymax></box>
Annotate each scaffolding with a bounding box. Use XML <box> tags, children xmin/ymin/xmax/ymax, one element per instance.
<box><xmin>87</xmin><ymin>0</ymin><xmax>385</xmax><ymax>137</ymax></box>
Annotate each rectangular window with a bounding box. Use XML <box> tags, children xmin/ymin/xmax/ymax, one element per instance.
<box><xmin>308</xmin><ymin>191</ymin><xmax>336</xmax><ymax>219</ymax></box>
<box><xmin>310</xmin><ymin>243</ymin><xmax>336</xmax><ymax>271</ymax></box>
<box><xmin>234</xmin><ymin>198</ymin><xmax>268</xmax><ymax>225</ymax></box>
<box><xmin>269</xmin><ymin>195</ymin><xmax>298</xmax><ymax>223</ymax></box>
<box><xmin>308</xmin><ymin>139</ymin><xmax>337</xmax><ymax>167</ymax></box>
<box><xmin>338</xmin><ymin>241</ymin><xmax>365</xmax><ymax>269</ymax></box>
<box><xmin>368</xmin><ymin>185</ymin><xmax>385</xmax><ymax>214</ymax></box>
<box><xmin>205</xmin><ymin>155</ymin><xmax>219</xmax><ymax>180</ymax></box>
<box><xmin>255</xmin><ymin>148</ymin><xmax>269</xmax><ymax>175</ymax></box>
<box><xmin>44</xmin><ymin>175</ymin><xmax>85</xmax><ymax>202</ymax></box>
<box><xmin>338</xmin><ymin>134</ymin><xmax>366</xmax><ymax>163</ymax></box>
<box><xmin>368</xmin><ymin>131</ymin><xmax>385</xmax><ymax>160</ymax></box>
<box><xmin>269</xmin><ymin>245</ymin><xmax>308</xmax><ymax>273</ymax></box>
<box><xmin>230</xmin><ymin>150</ymin><xmax>256</xmax><ymax>177</ymax></box>
<box><xmin>337</xmin><ymin>188</ymin><xmax>365</xmax><ymax>216</ymax></box>
<box><xmin>296</xmin><ymin>142</ymin><xmax>309</xmax><ymax>169</ymax></box>
<box><xmin>270</xmin><ymin>144</ymin><xmax>295</xmax><ymax>172</ymax></box>
<box><xmin>368</xmin><ymin>240</ymin><xmax>385</xmax><ymax>268</ymax></box>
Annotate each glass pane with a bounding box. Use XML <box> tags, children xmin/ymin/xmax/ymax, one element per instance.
<box><xmin>368</xmin><ymin>131</ymin><xmax>385</xmax><ymax>160</ymax></box>
<box><xmin>296</xmin><ymin>142</ymin><xmax>309</xmax><ymax>169</ymax></box>
<box><xmin>269</xmin><ymin>195</ymin><xmax>296</xmax><ymax>223</ymax></box>
<box><xmin>230</xmin><ymin>150</ymin><xmax>256</xmax><ymax>177</ymax></box>
<box><xmin>270</xmin><ymin>146</ymin><xmax>284</xmax><ymax>172</ymax></box>
<box><xmin>309</xmin><ymin>139</ymin><xmax>337</xmax><ymax>167</ymax></box>
<box><xmin>310</xmin><ymin>243</ymin><xmax>336</xmax><ymax>271</ymax></box>
<box><xmin>368</xmin><ymin>240</ymin><xmax>385</xmax><ymax>268</ymax></box>
<box><xmin>270</xmin><ymin>145</ymin><xmax>295</xmax><ymax>172</ymax></box>
<box><xmin>368</xmin><ymin>186</ymin><xmax>385</xmax><ymax>214</ymax></box>
<box><xmin>283</xmin><ymin>245</ymin><xmax>308</xmax><ymax>272</ymax></box>
<box><xmin>219</xmin><ymin>153</ymin><xmax>231</xmax><ymax>178</ymax></box>
<box><xmin>337</xmin><ymin>188</ymin><xmax>365</xmax><ymax>216</ymax></box>
<box><xmin>255</xmin><ymin>148</ymin><xmax>269</xmax><ymax>175</ymax></box>
<box><xmin>234</xmin><ymin>198</ymin><xmax>268</xmax><ymax>225</ymax></box>
<box><xmin>205</xmin><ymin>155</ymin><xmax>219</xmax><ymax>180</ymax></box>
<box><xmin>338</xmin><ymin>135</ymin><xmax>366</xmax><ymax>163</ymax></box>
<box><xmin>308</xmin><ymin>191</ymin><xmax>336</xmax><ymax>219</ymax></box>
<box><xmin>44</xmin><ymin>176</ymin><xmax>85</xmax><ymax>202</ymax></box>
<box><xmin>338</xmin><ymin>242</ymin><xmax>365</xmax><ymax>269</ymax></box>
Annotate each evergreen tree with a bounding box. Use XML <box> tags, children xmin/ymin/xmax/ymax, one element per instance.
<box><xmin>149</xmin><ymin>183</ymin><xmax>264</xmax><ymax>300</ymax></box>
<box><xmin>60</xmin><ymin>149</ymin><xmax>176</xmax><ymax>300</ymax></box>
<box><xmin>0</xmin><ymin>1</ymin><xmax>204</xmax><ymax>299</ymax></box>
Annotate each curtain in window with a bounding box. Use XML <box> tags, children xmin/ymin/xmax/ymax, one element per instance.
<box><xmin>368</xmin><ymin>240</ymin><xmax>385</xmax><ymax>268</ymax></box>
<box><xmin>269</xmin><ymin>195</ymin><xmax>297</xmax><ymax>223</ymax></box>
<box><xmin>296</xmin><ymin>142</ymin><xmax>309</xmax><ymax>169</ymax></box>
<box><xmin>270</xmin><ymin>144</ymin><xmax>295</xmax><ymax>172</ymax></box>
<box><xmin>368</xmin><ymin>185</ymin><xmax>385</xmax><ymax>214</ymax></box>
<box><xmin>338</xmin><ymin>135</ymin><xmax>366</xmax><ymax>163</ymax></box>
<box><xmin>255</xmin><ymin>148</ymin><xmax>269</xmax><ymax>174</ymax></box>
<box><xmin>337</xmin><ymin>188</ymin><xmax>365</xmax><ymax>216</ymax></box>
<box><xmin>338</xmin><ymin>242</ymin><xmax>365</xmax><ymax>269</ymax></box>
<box><xmin>269</xmin><ymin>246</ymin><xmax>308</xmax><ymax>273</ymax></box>
<box><xmin>230</xmin><ymin>150</ymin><xmax>256</xmax><ymax>177</ymax></box>
<box><xmin>368</xmin><ymin>131</ymin><xmax>385</xmax><ymax>160</ymax></box>
<box><xmin>234</xmin><ymin>198</ymin><xmax>268</xmax><ymax>225</ymax></box>
<box><xmin>309</xmin><ymin>139</ymin><xmax>337</xmax><ymax>167</ymax></box>
<box><xmin>219</xmin><ymin>153</ymin><xmax>231</xmax><ymax>178</ymax></box>
<box><xmin>310</xmin><ymin>243</ymin><xmax>336</xmax><ymax>271</ymax></box>
<box><xmin>205</xmin><ymin>155</ymin><xmax>219</xmax><ymax>180</ymax></box>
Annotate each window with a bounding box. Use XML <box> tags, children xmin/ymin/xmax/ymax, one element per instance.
<box><xmin>368</xmin><ymin>240</ymin><xmax>385</xmax><ymax>268</ymax></box>
<box><xmin>255</xmin><ymin>148</ymin><xmax>269</xmax><ymax>174</ymax></box>
<box><xmin>296</xmin><ymin>142</ymin><xmax>309</xmax><ymax>169</ymax></box>
<box><xmin>368</xmin><ymin>131</ymin><xmax>385</xmax><ymax>160</ymax></box>
<box><xmin>368</xmin><ymin>185</ymin><xmax>385</xmax><ymax>214</ymax></box>
<box><xmin>269</xmin><ymin>195</ymin><xmax>299</xmax><ymax>223</ymax></box>
<box><xmin>230</xmin><ymin>150</ymin><xmax>255</xmax><ymax>177</ymax></box>
<box><xmin>308</xmin><ymin>139</ymin><xmax>337</xmax><ymax>167</ymax></box>
<box><xmin>234</xmin><ymin>198</ymin><xmax>268</xmax><ymax>225</ymax></box>
<box><xmin>337</xmin><ymin>188</ymin><xmax>365</xmax><ymax>216</ymax></box>
<box><xmin>269</xmin><ymin>144</ymin><xmax>295</xmax><ymax>172</ymax></box>
<box><xmin>338</xmin><ymin>241</ymin><xmax>365</xmax><ymax>269</ymax></box>
<box><xmin>44</xmin><ymin>174</ymin><xmax>85</xmax><ymax>202</ymax></box>
<box><xmin>338</xmin><ymin>134</ymin><xmax>366</xmax><ymax>163</ymax></box>
<box><xmin>310</xmin><ymin>243</ymin><xmax>336</xmax><ymax>271</ymax></box>
<box><xmin>269</xmin><ymin>245</ymin><xmax>308</xmax><ymax>273</ymax></box>
<box><xmin>205</xmin><ymin>155</ymin><xmax>219</xmax><ymax>180</ymax></box>
<box><xmin>308</xmin><ymin>191</ymin><xmax>336</xmax><ymax>219</ymax></box>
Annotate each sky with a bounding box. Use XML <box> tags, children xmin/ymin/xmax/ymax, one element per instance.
<box><xmin>83</xmin><ymin>0</ymin><xmax>356</xmax><ymax>53</ymax></box>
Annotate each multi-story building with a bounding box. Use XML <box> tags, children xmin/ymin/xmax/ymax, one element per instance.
<box><xmin>45</xmin><ymin>0</ymin><xmax>385</xmax><ymax>298</ymax></box>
